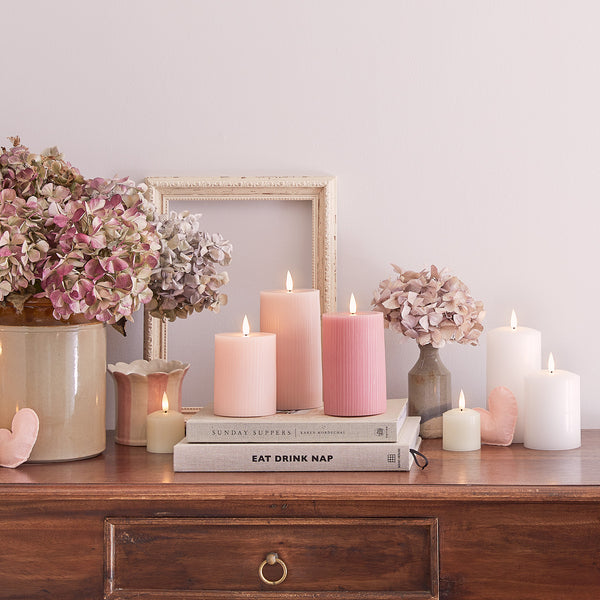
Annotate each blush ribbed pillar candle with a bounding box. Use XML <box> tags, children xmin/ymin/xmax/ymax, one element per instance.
<box><xmin>213</xmin><ymin>317</ymin><xmax>277</xmax><ymax>417</ymax></box>
<box><xmin>260</xmin><ymin>285</ymin><xmax>322</xmax><ymax>410</ymax></box>
<box><xmin>322</xmin><ymin>306</ymin><xmax>387</xmax><ymax>416</ymax></box>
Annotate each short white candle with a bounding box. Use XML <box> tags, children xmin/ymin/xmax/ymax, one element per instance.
<box><xmin>524</xmin><ymin>353</ymin><xmax>580</xmax><ymax>450</ymax></box>
<box><xmin>486</xmin><ymin>310</ymin><xmax>541</xmax><ymax>443</ymax></box>
<box><xmin>146</xmin><ymin>393</ymin><xmax>186</xmax><ymax>453</ymax></box>
<box><xmin>443</xmin><ymin>390</ymin><xmax>481</xmax><ymax>451</ymax></box>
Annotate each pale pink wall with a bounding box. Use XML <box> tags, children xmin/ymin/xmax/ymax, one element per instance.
<box><xmin>2</xmin><ymin>1</ymin><xmax>598</xmax><ymax>427</ymax></box>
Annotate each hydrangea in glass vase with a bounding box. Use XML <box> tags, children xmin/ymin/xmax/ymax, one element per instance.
<box><xmin>372</xmin><ymin>265</ymin><xmax>485</xmax><ymax>438</ymax></box>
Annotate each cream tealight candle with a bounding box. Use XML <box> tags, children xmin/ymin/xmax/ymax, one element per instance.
<box><xmin>260</xmin><ymin>271</ymin><xmax>322</xmax><ymax>410</ymax></box>
<box><xmin>486</xmin><ymin>310</ymin><xmax>541</xmax><ymax>443</ymax></box>
<box><xmin>443</xmin><ymin>390</ymin><xmax>481</xmax><ymax>451</ymax></box>
<box><xmin>214</xmin><ymin>315</ymin><xmax>276</xmax><ymax>417</ymax></box>
<box><xmin>524</xmin><ymin>353</ymin><xmax>580</xmax><ymax>450</ymax></box>
<box><xmin>146</xmin><ymin>393</ymin><xmax>186</xmax><ymax>454</ymax></box>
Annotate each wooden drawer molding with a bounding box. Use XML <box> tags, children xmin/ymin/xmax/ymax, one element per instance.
<box><xmin>104</xmin><ymin>517</ymin><xmax>439</xmax><ymax>599</ymax></box>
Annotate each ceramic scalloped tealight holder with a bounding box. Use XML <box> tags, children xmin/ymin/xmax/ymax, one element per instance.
<box><xmin>108</xmin><ymin>359</ymin><xmax>190</xmax><ymax>446</ymax></box>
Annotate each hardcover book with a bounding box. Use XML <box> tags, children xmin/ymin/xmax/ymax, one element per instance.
<box><xmin>185</xmin><ymin>398</ymin><xmax>408</xmax><ymax>444</ymax></box>
<box><xmin>174</xmin><ymin>416</ymin><xmax>421</xmax><ymax>472</ymax></box>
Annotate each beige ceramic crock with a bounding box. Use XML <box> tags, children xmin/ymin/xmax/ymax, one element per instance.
<box><xmin>0</xmin><ymin>298</ymin><xmax>106</xmax><ymax>462</ymax></box>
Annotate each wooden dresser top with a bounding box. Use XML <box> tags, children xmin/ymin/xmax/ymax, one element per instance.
<box><xmin>1</xmin><ymin>431</ymin><xmax>599</xmax><ymax>502</ymax></box>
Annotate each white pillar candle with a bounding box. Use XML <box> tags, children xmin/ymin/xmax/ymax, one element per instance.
<box><xmin>213</xmin><ymin>315</ymin><xmax>277</xmax><ymax>417</ymax></box>
<box><xmin>260</xmin><ymin>271</ymin><xmax>322</xmax><ymax>410</ymax></box>
<box><xmin>443</xmin><ymin>390</ymin><xmax>481</xmax><ymax>451</ymax></box>
<box><xmin>486</xmin><ymin>310</ymin><xmax>541</xmax><ymax>443</ymax></box>
<box><xmin>524</xmin><ymin>353</ymin><xmax>580</xmax><ymax>450</ymax></box>
<box><xmin>146</xmin><ymin>393</ymin><xmax>186</xmax><ymax>453</ymax></box>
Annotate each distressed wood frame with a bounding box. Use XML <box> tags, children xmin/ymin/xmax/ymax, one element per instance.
<box><xmin>143</xmin><ymin>175</ymin><xmax>337</xmax><ymax>365</ymax></box>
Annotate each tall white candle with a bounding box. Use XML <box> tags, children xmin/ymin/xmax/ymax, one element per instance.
<box><xmin>524</xmin><ymin>353</ymin><xmax>580</xmax><ymax>450</ymax></box>
<box><xmin>442</xmin><ymin>390</ymin><xmax>481</xmax><ymax>451</ymax></box>
<box><xmin>260</xmin><ymin>271</ymin><xmax>322</xmax><ymax>410</ymax></box>
<box><xmin>486</xmin><ymin>310</ymin><xmax>541</xmax><ymax>443</ymax></box>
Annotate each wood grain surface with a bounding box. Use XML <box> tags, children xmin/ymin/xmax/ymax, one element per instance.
<box><xmin>0</xmin><ymin>431</ymin><xmax>599</xmax><ymax>599</ymax></box>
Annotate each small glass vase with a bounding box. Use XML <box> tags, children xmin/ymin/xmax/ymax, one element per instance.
<box><xmin>408</xmin><ymin>343</ymin><xmax>452</xmax><ymax>439</ymax></box>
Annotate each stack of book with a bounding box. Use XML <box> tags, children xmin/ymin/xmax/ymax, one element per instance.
<box><xmin>173</xmin><ymin>399</ymin><xmax>422</xmax><ymax>472</ymax></box>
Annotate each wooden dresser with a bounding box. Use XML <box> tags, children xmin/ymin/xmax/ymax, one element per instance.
<box><xmin>1</xmin><ymin>431</ymin><xmax>599</xmax><ymax>600</ymax></box>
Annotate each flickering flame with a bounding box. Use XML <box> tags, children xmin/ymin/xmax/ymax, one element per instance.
<box><xmin>510</xmin><ymin>309</ymin><xmax>518</xmax><ymax>330</ymax></box>
<box><xmin>548</xmin><ymin>352</ymin><xmax>555</xmax><ymax>374</ymax></box>
<box><xmin>161</xmin><ymin>392</ymin><xmax>169</xmax><ymax>412</ymax></box>
<box><xmin>286</xmin><ymin>270</ymin><xmax>293</xmax><ymax>292</ymax></box>
<box><xmin>458</xmin><ymin>389</ymin><xmax>466</xmax><ymax>411</ymax></box>
<box><xmin>242</xmin><ymin>315</ymin><xmax>250</xmax><ymax>336</ymax></box>
<box><xmin>349</xmin><ymin>293</ymin><xmax>357</xmax><ymax>315</ymax></box>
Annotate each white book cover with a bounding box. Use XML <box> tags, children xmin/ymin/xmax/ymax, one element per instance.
<box><xmin>185</xmin><ymin>398</ymin><xmax>408</xmax><ymax>444</ymax></box>
<box><xmin>174</xmin><ymin>416</ymin><xmax>421</xmax><ymax>472</ymax></box>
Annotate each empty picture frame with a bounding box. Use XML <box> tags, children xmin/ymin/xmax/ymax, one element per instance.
<box><xmin>143</xmin><ymin>176</ymin><xmax>337</xmax><ymax>410</ymax></box>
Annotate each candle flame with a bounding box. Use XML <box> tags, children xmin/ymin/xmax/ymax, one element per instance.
<box><xmin>161</xmin><ymin>392</ymin><xmax>169</xmax><ymax>412</ymax></box>
<box><xmin>242</xmin><ymin>314</ymin><xmax>250</xmax><ymax>336</ymax></box>
<box><xmin>548</xmin><ymin>352</ymin><xmax>555</xmax><ymax>373</ymax></box>
<box><xmin>510</xmin><ymin>309</ymin><xmax>518</xmax><ymax>330</ymax></box>
<box><xmin>458</xmin><ymin>389</ymin><xmax>466</xmax><ymax>411</ymax></box>
<box><xmin>286</xmin><ymin>270</ymin><xmax>293</xmax><ymax>292</ymax></box>
<box><xmin>349</xmin><ymin>293</ymin><xmax>357</xmax><ymax>314</ymax></box>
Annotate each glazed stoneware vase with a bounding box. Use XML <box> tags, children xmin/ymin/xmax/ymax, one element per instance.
<box><xmin>408</xmin><ymin>343</ymin><xmax>451</xmax><ymax>438</ymax></box>
<box><xmin>108</xmin><ymin>359</ymin><xmax>190</xmax><ymax>446</ymax></box>
<box><xmin>0</xmin><ymin>298</ymin><xmax>106</xmax><ymax>462</ymax></box>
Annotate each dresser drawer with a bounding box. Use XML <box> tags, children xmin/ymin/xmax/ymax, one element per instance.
<box><xmin>105</xmin><ymin>517</ymin><xmax>438</xmax><ymax>599</ymax></box>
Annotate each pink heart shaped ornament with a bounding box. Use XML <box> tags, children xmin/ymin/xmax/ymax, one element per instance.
<box><xmin>474</xmin><ymin>386</ymin><xmax>518</xmax><ymax>446</ymax></box>
<box><xmin>0</xmin><ymin>408</ymin><xmax>40</xmax><ymax>468</ymax></box>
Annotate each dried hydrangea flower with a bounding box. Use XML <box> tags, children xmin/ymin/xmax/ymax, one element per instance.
<box><xmin>147</xmin><ymin>211</ymin><xmax>232</xmax><ymax>322</ymax></box>
<box><xmin>40</xmin><ymin>179</ymin><xmax>160</xmax><ymax>323</ymax></box>
<box><xmin>371</xmin><ymin>264</ymin><xmax>485</xmax><ymax>348</ymax></box>
<box><xmin>0</xmin><ymin>138</ymin><xmax>160</xmax><ymax>326</ymax></box>
<box><xmin>1</xmin><ymin>138</ymin><xmax>232</xmax><ymax>330</ymax></box>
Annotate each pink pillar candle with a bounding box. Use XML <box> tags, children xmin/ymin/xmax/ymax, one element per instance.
<box><xmin>260</xmin><ymin>281</ymin><xmax>322</xmax><ymax>410</ymax></box>
<box><xmin>213</xmin><ymin>317</ymin><xmax>277</xmax><ymax>417</ymax></box>
<box><xmin>322</xmin><ymin>298</ymin><xmax>387</xmax><ymax>416</ymax></box>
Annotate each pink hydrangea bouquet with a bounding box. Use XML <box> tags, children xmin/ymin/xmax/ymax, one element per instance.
<box><xmin>371</xmin><ymin>264</ymin><xmax>485</xmax><ymax>348</ymax></box>
<box><xmin>0</xmin><ymin>137</ymin><xmax>231</xmax><ymax>329</ymax></box>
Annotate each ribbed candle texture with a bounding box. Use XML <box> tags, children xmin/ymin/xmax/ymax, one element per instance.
<box><xmin>322</xmin><ymin>311</ymin><xmax>387</xmax><ymax>416</ymax></box>
<box><xmin>260</xmin><ymin>288</ymin><xmax>322</xmax><ymax>410</ymax></box>
<box><xmin>213</xmin><ymin>332</ymin><xmax>277</xmax><ymax>417</ymax></box>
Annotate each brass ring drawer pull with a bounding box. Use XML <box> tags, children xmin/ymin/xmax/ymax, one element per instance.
<box><xmin>258</xmin><ymin>552</ymin><xmax>288</xmax><ymax>585</ymax></box>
